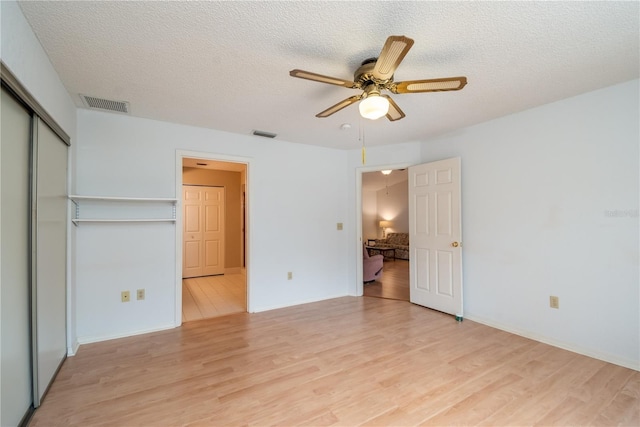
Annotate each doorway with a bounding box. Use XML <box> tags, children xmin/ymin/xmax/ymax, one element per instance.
<box><xmin>360</xmin><ymin>168</ymin><xmax>410</xmax><ymax>302</ymax></box>
<box><xmin>357</xmin><ymin>160</ymin><xmax>464</xmax><ymax>317</ymax></box>
<box><xmin>177</xmin><ymin>155</ymin><xmax>248</xmax><ymax>323</ymax></box>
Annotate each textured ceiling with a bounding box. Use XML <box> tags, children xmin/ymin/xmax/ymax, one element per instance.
<box><xmin>18</xmin><ymin>1</ymin><xmax>639</xmax><ymax>150</ymax></box>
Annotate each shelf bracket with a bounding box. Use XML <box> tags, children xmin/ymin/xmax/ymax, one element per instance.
<box><xmin>71</xmin><ymin>198</ymin><xmax>80</xmax><ymax>227</ymax></box>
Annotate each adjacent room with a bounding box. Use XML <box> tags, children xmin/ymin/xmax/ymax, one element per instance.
<box><xmin>362</xmin><ymin>168</ymin><xmax>410</xmax><ymax>301</ymax></box>
<box><xmin>1</xmin><ymin>1</ymin><xmax>638</xmax><ymax>426</ymax></box>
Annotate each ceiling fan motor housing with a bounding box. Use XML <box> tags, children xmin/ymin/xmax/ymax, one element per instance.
<box><xmin>355</xmin><ymin>59</ymin><xmax>394</xmax><ymax>93</ymax></box>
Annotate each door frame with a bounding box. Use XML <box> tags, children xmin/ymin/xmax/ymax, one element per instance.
<box><xmin>175</xmin><ymin>150</ymin><xmax>251</xmax><ymax>326</ymax></box>
<box><xmin>355</xmin><ymin>162</ymin><xmax>412</xmax><ymax>296</ymax></box>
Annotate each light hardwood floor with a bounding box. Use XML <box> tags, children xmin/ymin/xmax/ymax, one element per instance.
<box><xmin>182</xmin><ymin>271</ymin><xmax>246</xmax><ymax>322</ymax></box>
<box><xmin>30</xmin><ymin>297</ymin><xmax>638</xmax><ymax>426</ymax></box>
<box><xmin>364</xmin><ymin>259</ymin><xmax>409</xmax><ymax>301</ymax></box>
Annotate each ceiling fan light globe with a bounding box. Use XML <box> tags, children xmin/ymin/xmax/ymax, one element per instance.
<box><xmin>359</xmin><ymin>95</ymin><xmax>389</xmax><ymax>120</ymax></box>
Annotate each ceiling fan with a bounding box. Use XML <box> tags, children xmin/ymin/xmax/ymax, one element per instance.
<box><xmin>290</xmin><ymin>35</ymin><xmax>467</xmax><ymax>121</ymax></box>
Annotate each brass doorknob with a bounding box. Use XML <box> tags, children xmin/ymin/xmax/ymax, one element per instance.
<box><xmin>451</xmin><ymin>241</ymin><xmax>460</xmax><ymax>247</ymax></box>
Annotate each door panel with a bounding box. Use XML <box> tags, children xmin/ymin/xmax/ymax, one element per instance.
<box><xmin>1</xmin><ymin>86</ymin><xmax>34</xmax><ymax>426</ymax></box>
<box><xmin>436</xmin><ymin>250</ymin><xmax>454</xmax><ymax>296</ymax></box>
<box><xmin>33</xmin><ymin>118</ymin><xmax>68</xmax><ymax>405</ymax></box>
<box><xmin>436</xmin><ymin>192</ymin><xmax>452</xmax><ymax>235</ymax></box>
<box><xmin>415</xmin><ymin>194</ymin><xmax>429</xmax><ymax>235</ymax></box>
<box><xmin>409</xmin><ymin>157</ymin><xmax>463</xmax><ymax>317</ymax></box>
<box><xmin>184</xmin><ymin>205</ymin><xmax>201</xmax><ymax>233</ymax></box>
<box><xmin>204</xmin><ymin>240</ymin><xmax>221</xmax><ymax>267</ymax></box>
<box><xmin>184</xmin><ymin>241</ymin><xmax>202</xmax><ymax>268</ymax></box>
<box><xmin>415</xmin><ymin>248</ymin><xmax>430</xmax><ymax>291</ymax></box>
<box><xmin>204</xmin><ymin>205</ymin><xmax>220</xmax><ymax>232</ymax></box>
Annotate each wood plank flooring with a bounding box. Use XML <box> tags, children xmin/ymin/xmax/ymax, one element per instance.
<box><xmin>182</xmin><ymin>272</ymin><xmax>246</xmax><ymax>322</ymax></box>
<box><xmin>364</xmin><ymin>259</ymin><xmax>409</xmax><ymax>301</ymax></box>
<box><xmin>30</xmin><ymin>297</ymin><xmax>639</xmax><ymax>426</ymax></box>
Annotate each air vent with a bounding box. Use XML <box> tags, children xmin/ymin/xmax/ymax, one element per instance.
<box><xmin>252</xmin><ymin>130</ymin><xmax>277</xmax><ymax>139</ymax></box>
<box><xmin>80</xmin><ymin>94</ymin><xmax>130</xmax><ymax>114</ymax></box>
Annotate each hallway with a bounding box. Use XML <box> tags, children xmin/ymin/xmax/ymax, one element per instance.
<box><xmin>363</xmin><ymin>259</ymin><xmax>409</xmax><ymax>301</ymax></box>
<box><xmin>182</xmin><ymin>272</ymin><xmax>246</xmax><ymax>322</ymax></box>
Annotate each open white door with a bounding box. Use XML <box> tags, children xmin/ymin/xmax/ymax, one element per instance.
<box><xmin>409</xmin><ymin>157</ymin><xmax>463</xmax><ymax>318</ymax></box>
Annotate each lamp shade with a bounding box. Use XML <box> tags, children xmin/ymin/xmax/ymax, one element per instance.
<box><xmin>359</xmin><ymin>95</ymin><xmax>389</xmax><ymax>120</ymax></box>
<box><xmin>379</xmin><ymin>220</ymin><xmax>393</xmax><ymax>228</ymax></box>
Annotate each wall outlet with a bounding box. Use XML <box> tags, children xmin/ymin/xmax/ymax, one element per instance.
<box><xmin>337</xmin><ymin>222</ymin><xmax>343</xmax><ymax>231</ymax></box>
<box><xmin>121</xmin><ymin>291</ymin><xmax>130</xmax><ymax>302</ymax></box>
<box><xmin>136</xmin><ymin>289</ymin><xmax>145</xmax><ymax>300</ymax></box>
<box><xmin>550</xmin><ymin>295</ymin><xmax>559</xmax><ymax>309</ymax></box>
<box><xmin>287</xmin><ymin>272</ymin><xmax>293</xmax><ymax>280</ymax></box>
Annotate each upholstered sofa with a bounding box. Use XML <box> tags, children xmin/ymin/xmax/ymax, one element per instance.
<box><xmin>371</xmin><ymin>232</ymin><xmax>409</xmax><ymax>260</ymax></box>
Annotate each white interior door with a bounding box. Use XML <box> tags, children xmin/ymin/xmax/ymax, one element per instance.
<box><xmin>183</xmin><ymin>185</ymin><xmax>225</xmax><ymax>278</ymax></box>
<box><xmin>409</xmin><ymin>157</ymin><xmax>463</xmax><ymax>318</ymax></box>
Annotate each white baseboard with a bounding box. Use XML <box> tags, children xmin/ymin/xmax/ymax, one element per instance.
<box><xmin>67</xmin><ymin>341</ymin><xmax>80</xmax><ymax>357</ymax></box>
<box><xmin>251</xmin><ymin>293</ymin><xmax>348</xmax><ymax>313</ymax></box>
<box><xmin>465</xmin><ymin>313</ymin><xmax>639</xmax><ymax>371</ymax></box>
<box><xmin>76</xmin><ymin>323</ymin><xmax>177</xmax><ymax>348</ymax></box>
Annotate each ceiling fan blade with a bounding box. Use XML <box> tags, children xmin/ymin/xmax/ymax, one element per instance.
<box><xmin>290</xmin><ymin>69</ymin><xmax>357</xmax><ymax>88</ymax></box>
<box><xmin>393</xmin><ymin>77</ymin><xmax>467</xmax><ymax>93</ymax></box>
<box><xmin>382</xmin><ymin>95</ymin><xmax>405</xmax><ymax>121</ymax></box>
<box><xmin>372</xmin><ymin>35</ymin><xmax>415</xmax><ymax>81</ymax></box>
<box><xmin>316</xmin><ymin>95</ymin><xmax>362</xmax><ymax>118</ymax></box>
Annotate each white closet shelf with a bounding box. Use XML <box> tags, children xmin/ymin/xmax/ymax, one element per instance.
<box><xmin>69</xmin><ymin>195</ymin><xmax>178</xmax><ymax>225</ymax></box>
<box><xmin>69</xmin><ymin>195</ymin><xmax>178</xmax><ymax>202</ymax></box>
<box><xmin>71</xmin><ymin>218</ymin><xmax>177</xmax><ymax>224</ymax></box>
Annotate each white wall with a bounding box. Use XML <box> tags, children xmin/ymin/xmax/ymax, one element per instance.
<box><xmin>1</xmin><ymin>0</ymin><xmax>78</xmax><ymax>353</ymax></box>
<box><xmin>376</xmin><ymin>180</ymin><xmax>409</xmax><ymax>235</ymax></box>
<box><xmin>418</xmin><ymin>80</ymin><xmax>639</xmax><ymax>369</ymax></box>
<box><xmin>75</xmin><ymin>110</ymin><xmax>350</xmax><ymax>342</ymax></box>
<box><xmin>362</xmin><ymin>189</ymin><xmax>378</xmax><ymax>241</ymax></box>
